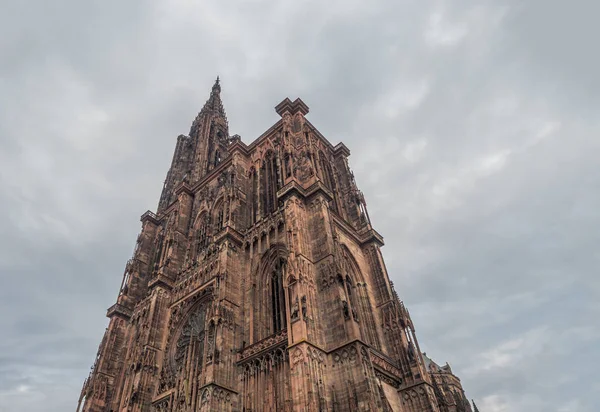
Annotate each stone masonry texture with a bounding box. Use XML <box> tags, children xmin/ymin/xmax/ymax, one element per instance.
<box><xmin>77</xmin><ymin>79</ymin><xmax>473</xmax><ymax>412</ymax></box>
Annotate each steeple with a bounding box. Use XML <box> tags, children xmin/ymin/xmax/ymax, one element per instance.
<box><xmin>157</xmin><ymin>78</ymin><xmax>230</xmax><ymax>211</ymax></box>
<box><xmin>186</xmin><ymin>77</ymin><xmax>230</xmax><ymax>181</ymax></box>
<box><xmin>190</xmin><ymin>76</ymin><xmax>227</xmax><ymax>136</ymax></box>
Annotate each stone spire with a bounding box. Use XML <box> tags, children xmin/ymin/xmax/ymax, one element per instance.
<box><xmin>157</xmin><ymin>78</ymin><xmax>230</xmax><ymax>211</ymax></box>
<box><xmin>189</xmin><ymin>76</ymin><xmax>227</xmax><ymax>136</ymax></box>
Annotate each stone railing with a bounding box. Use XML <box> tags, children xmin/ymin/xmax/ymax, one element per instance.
<box><xmin>238</xmin><ymin>329</ymin><xmax>288</xmax><ymax>363</ymax></box>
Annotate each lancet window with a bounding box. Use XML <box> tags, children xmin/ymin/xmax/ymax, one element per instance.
<box><xmin>250</xmin><ymin>168</ymin><xmax>258</xmax><ymax>225</ymax></box>
<box><xmin>260</xmin><ymin>151</ymin><xmax>281</xmax><ymax>217</ymax></box>
<box><xmin>319</xmin><ymin>150</ymin><xmax>339</xmax><ymax>213</ymax></box>
<box><xmin>163</xmin><ymin>301</ymin><xmax>209</xmax><ymax>406</ymax></box>
<box><xmin>339</xmin><ymin>247</ymin><xmax>382</xmax><ymax>348</ymax></box>
<box><xmin>214</xmin><ymin>149</ymin><xmax>221</xmax><ymax>167</ymax></box>
<box><xmin>207</xmin><ymin>128</ymin><xmax>227</xmax><ymax>172</ymax></box>
<box><xmin>214</xmin><ymin>198</ymin><xmax>228</xmax><ymax>232</ymax></box>
<box><xmin>195</xmin><ymin>213</ymin><xmax>209</xmax><ymax>256</ymax></box>
<box><xmin>271</xmin><ymin>260</ymin><xmax>287</xmax><ymax>333</ymax></box>
<box><xmin>216</xmin><ymin>202</ymin><xmax>224</xmax><ymax>230</ymax></box>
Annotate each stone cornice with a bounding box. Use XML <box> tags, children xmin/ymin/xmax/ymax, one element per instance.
<box><xmin>277</xmin><ymin>180</ymin><xmax>334</xmax><ymax>203</ymax></box>
<box><xmin>148</xmin><ymin>273</ymin><xmax>174</xmax><ymax>291</ymax></box>
<box><xmin>333</xmin><ymin>142</ymin><xmax>351</xmax><ymax>157</ymax></box>
<box><xmin>286</xmin><ymin>339</ymin><xmax>327</xmax><ymax>354</ymax></box>
<box><xmin>332</xmin><ymin>213</ymin><xmax>385</xmax><ymax>247</ymax></box>
<box><xmin>213</xmin><ymin>225</ymin><xmax>244</xmax><ymax>247</ymax></box>
<box><xmin>275</xmin><ymin>97</ymin><xmax>309</xmax><ymax>116</ymax></box>
<box><xmin>196</xmin><ymin>382</ymin><xmax>239</xmax><ymax>395</ymax></box>
<box><xmin>151</xmin><ymin>388</ymin><xmax>175</xmax><ymax>405</ymax></box>
<box><xmin>171</xmin><ymin>277</ymin><xmax>216</xmax><ymax>307</ymax></box>
<box><xmin>140</xmin><ymin>210</ymin><xmax>161</xmax><ymax>225</ymax></box>
<box><xmin>174</xmin><ymin>182</ymin><xmax>193</xmax><ymax>196</ymax></box>
<box><xmin>106</xmin><ymin>303</ymin><xmax>133</xmax><ymax>320</ymax></box>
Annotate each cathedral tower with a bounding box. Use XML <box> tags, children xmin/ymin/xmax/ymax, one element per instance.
<box><xmin>78</xmin><ymin>80</ymin><xmax>472</xmax><ymax>412</ymax></box>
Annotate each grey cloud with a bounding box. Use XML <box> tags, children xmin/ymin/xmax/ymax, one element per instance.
<box><xmin>1</xmin><ymin>0</ymin><xmax>598</xmax><ymax>411</ymax></box>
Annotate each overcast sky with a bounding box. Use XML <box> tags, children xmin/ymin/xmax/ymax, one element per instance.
<box><xmin>1</xmin><ymin>0</ymin><xmax>598</xmax><ymax>411</ymax></box>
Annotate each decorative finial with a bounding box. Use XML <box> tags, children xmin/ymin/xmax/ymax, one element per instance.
<box><xmin>212</xmin><ymin>76</ymin><xmax>221</xmax><ymax>93</ymax></box>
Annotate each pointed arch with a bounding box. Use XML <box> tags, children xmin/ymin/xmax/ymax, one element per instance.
<box><xmin>193</xmin><ymin>211</ymin><xmax>209</xmax><ymax>257</ymax></box>
<box><xmin>252</xmin><ymin>243</ymin><xmax>289</xmax><ymax>342</ymax></box>
<box><xmin>339</xmin><ymin>244</ymin><xmax>381</xmax><ymax>349</ymax></box>
<box><xmin>166</xmin><ymin>297</ymin><xmax>210</xmax><ymax>398</ymax></box>
<box><xmin>260</xmin><ymin>150</ymin><xmax>281</xmax><ymax>217</ymax></box>
<box><xmin>339</xmin><ymin>244</ymin><xmax>367</xmax><ymax>284</ymax></box>
<box><xmin>249</xmin><ymin>166</ymin><xmax>258</xmax><ymax>225</ymax></box>
<box><xmin>318</xmin><ymin>150</ymin><xmax>339</xmax><ymax>213</ymax></box>
<box><xmin>211</xmin><ymin>196</ymin><xmax>228</xmax><ymax>233</ymax></box>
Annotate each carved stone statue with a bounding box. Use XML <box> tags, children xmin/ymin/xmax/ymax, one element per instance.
<box><xmin>301</xmin><ymin>295</ymin><xmax>307</xmax><ymax>319</ymax></box>
<box><xmin>291</xmin><ymin>297</ymin><xmax>300</xmax><ymax>321</ymax></box>
<box><xmin>342</xmin><ymin>300</ymin><xmax>350</xmax><ymax>320</ymax></box>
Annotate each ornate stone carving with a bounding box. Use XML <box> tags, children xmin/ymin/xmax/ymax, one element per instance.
<box><xmin>332</xmin><ymin>345</ymin><xmax>358</xmax><ymax>365</ymax></box>
<box><xmin>80</xmin><ymin>84</ymin><xmax>472</xmax><ymax>412</ymax></box>
<box><xmin>291</xmin><ymin>297</ymin><xmax>300</xmax><ymax>321</ymax></box>
<box><xmin>238</xmin><ymin>329</ymin><xmax>288</xmax><ymax>363</ymax></box>
<box><xmin>294</xmin><ymin>150</ymin><xmax>314</xmax><ymax>182</ymax></box>
<box><xmin>152</xmin><ymin>397</ymin><xmax>170</xmax><ymax>412</ymax></box>
<box><xmin>301</xmin><ymin>295</ymin><xmax>307</xmax><ymax>319</ymax></box>
<box><xmin>342</xmin><ymin>300</ymin><xmax>350</xmax><ymax>320</ymax></box>
<box><xmin>291</xmin><ymin>348</ymin><xmax>304</xmax><ymax>368</ymax></box>
<box><xmin>369</xmin><ymin>351</ymin><xmax>403</xmax><ymax>381</ymax></box>
<box><xmin>375</xmin><ymin>370</ymin><xmax>401</xmax><ymax>389</ymax></box>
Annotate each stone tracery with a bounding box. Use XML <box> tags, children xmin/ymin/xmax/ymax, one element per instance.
<box><xmin>78</xmin><ymin>80</ymin><xmax>473</xmax><ymax>412</ymax></box>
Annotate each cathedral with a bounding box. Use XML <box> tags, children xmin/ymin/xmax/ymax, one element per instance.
<box><xmin>78</xmin><ymin>79</ymin><xmax>473</xmax><ymax>412</ymax></box>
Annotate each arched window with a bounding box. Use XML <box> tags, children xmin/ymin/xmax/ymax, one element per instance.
<box><xmin>216</xmin><ymin>206</ymin><xmax>224</xmax><ymax>230</ymax></box>
<box><xmin>319</xmin><ymin>150</ymin><xmax>339</xmax><ymax>213</ymax></box>
<box><xmin>261</xmin><ymin>151</ymin><xmax>281</xmax><ymax>217</ymax></box>
<box><xmin>213</xmin><ymin>199</ymin><xmax>227</xmax><ymax>232</ymax></box>
<box><xmin>250</xmin><ymin>168</ymin><xmax>258</xmax><ymax>225</ymax></box>
<box><xmin>338</xmin><ymin>246</ymin><xmax>382</xmax><ymax>349</ymax></box>
<box><xmin>196</xmin><ymin>213</ymin><xmax>208</xmax><ymax>256</ymax></box>
<box><xmin>271</xmin><ymin>260</ymin><xmax>286</xmax><ymax>333</ymax></box>
<box><xmin>168</xmin><ymin>301</ymin><xmax>207</xmax><ymax>396</ymax></box>
<box><xmin>260</xmin><ymin>162</ymin><xmax>267</xmax><ymax>218</ymax></box>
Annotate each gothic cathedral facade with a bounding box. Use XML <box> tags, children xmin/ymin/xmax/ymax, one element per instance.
<box><xmin>78</xmin><ymin>79</ymin><xmax>472</xmax><ymax>412</ymax></box>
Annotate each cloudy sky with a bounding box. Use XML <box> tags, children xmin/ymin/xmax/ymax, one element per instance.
<box><xmin>1</xmin><ymin>0</ymin><xmax>598</xmax><ymax>411</ymax></box>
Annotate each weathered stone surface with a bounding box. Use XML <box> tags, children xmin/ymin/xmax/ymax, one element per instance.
<box><xmin>77</xmin><ymin>80</ymin><xmax>471</xmax><ymax>412</ymax></box>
